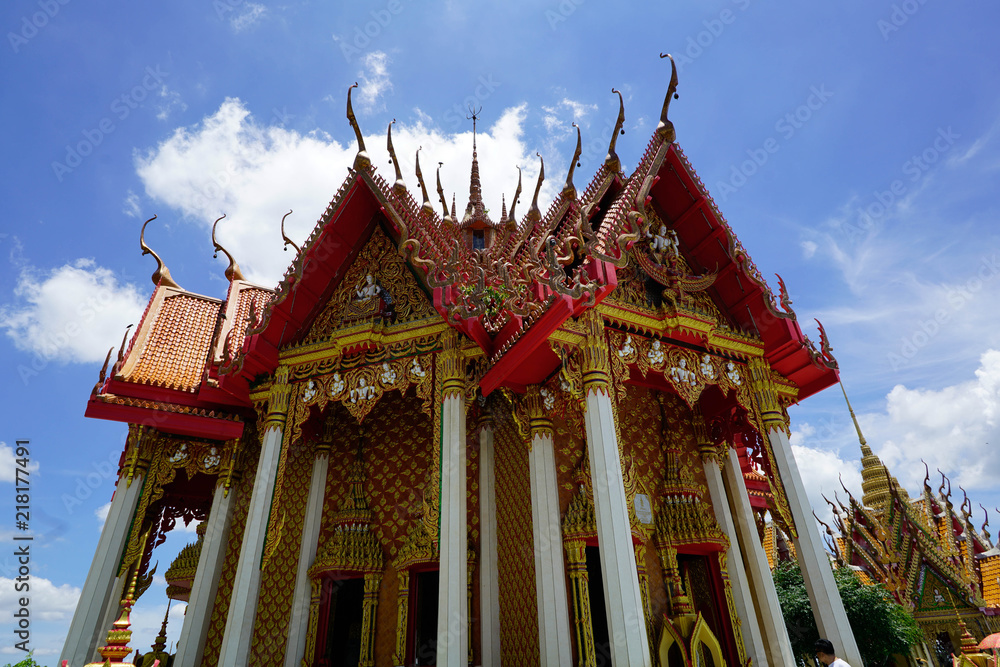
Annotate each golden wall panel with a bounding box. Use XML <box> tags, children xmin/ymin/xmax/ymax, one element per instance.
<box><xmin>494</xmin><ymin>411</ymin><xmax>541</xmax><ymax>664</ymax></box>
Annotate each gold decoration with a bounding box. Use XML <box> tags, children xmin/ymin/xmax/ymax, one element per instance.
<box><xmin>578</xmin><ymin>309</ymin><xmax>611</xmax><ymax>395</ymax></box>
<box><xmin>439</xmin><ymin>328</ymin><xmax>466</xmax><ymax>398</ymax></box>
<box><xmin>523</xmin><ymin>385</ymin><xmax>554</xmax><ymax>439</ymax></box>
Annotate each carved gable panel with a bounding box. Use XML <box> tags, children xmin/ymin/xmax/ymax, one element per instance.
<box><xmin>306</xmin><ymin>226</ymin><xmax>437</xmax><ymax>342</ymax></box>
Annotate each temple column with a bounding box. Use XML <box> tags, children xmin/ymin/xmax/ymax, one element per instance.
<box><xmin>722</xmin><ymin>446</ymin><xmax>796</xmax><ymax>666</ymax></box>
<box><xmin>478</xmin><ymin>417</ymin><xmax>502</xmax><ymax>667</ymax></box>
<box><xmin>219</xmin><ymin>366</ymin><xmax>292</xmax><ymax>667</ymax></box>
<box><xmin>749</xmin><ymin>359</ymin><xmax>864</xmax><ymax>667</ymax></box>
<box><xmin>525</xmin><ymin>386</ymin><xmax>573</xmax><ymax>666</ymax></box>
<box><xmin>283</xmin><ymin>423</ymin><xmax>332</xmax><ymax>667</ymax></box>
<box><xmin>174</xmin><ymin>478</ymin><xmax>237</xmax><ymax>667</ymax></box>
<box><xmin>60</xmin><ymin>438</ymin><xmax>146</xmax><ymax>667</ymax></box>
<box><xmin>436</xmin><ymin>331</ymin><xmax>468</xmax><ymax>667</ymax></box>
<box><xmin>698</xmin><ymin>442</ymin><xmax>768</xmax><ymax>666</ymax></box>
<box><xmin>578</xmin><ymin>310</ymin><xmax>652</xmax><ymax>667</ymax></box>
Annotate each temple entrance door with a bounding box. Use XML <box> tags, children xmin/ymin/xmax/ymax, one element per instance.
<box><xmin>320</xmin><ymin>577</ymin><xmax>365</xmax><ymax>667</ymax></box>
<box><xmin>409</xmin><ymin>568</ymin><xmax>439</xmax><ymax>666</ymax></box>
<box><xmin>676</xmin><ymin>553</ymin><xmax>737</xmax><ymax>667</ymax></box>
<box><xmin>586</xmin><ymin>545</ymin><xmax>612</xmax><ymax>666</ymax></box>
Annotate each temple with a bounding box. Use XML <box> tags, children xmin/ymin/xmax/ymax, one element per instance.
<box><xmin>62</xmin><ymin>57</ymin><xmax>862</xmax><ymax>667</ymax></box>
<box><xmin>796</xmin><ymin>388</ymin><xmax>1000</xmax><ymax>666</ymax></box>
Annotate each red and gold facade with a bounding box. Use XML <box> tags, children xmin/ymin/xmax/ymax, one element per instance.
<box><xmin>63</xmin><ymin>60</ymin><xmax>857</xmax><ymax>667</ymax></box>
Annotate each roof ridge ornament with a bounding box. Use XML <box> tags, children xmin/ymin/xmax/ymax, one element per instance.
<box><xmin>506</xmin><ymin>166</ymin><xmax>522</xmax><ymax>231</ymax></box>
<box><xmin>562</xmin><ymin>123</ymin><xmax>582</xmax><ymax>200</ymax></box>
<box><xmin>605</xmin><ymin>88</ymin><xmax>625</xmax><ymax>172</ymax></box>
<box><xmin>436</xmin><ymin>162</ymin><xmax>455</xmax><ymax>227</ymax></box>
<box><xmin>414</xmin><ymin>147</ymin><xmax>433</xmax><ymax>215</ymax></box>
<box><xmin>386</xmin><ymin>119</ymin><xmax>406</xmax><ymax>193</ymax></box>
<box><xmin>527</xmin><ymin>153</ymin><xmax>544</xmax><ymax>224</ymax></box>
<box><xmin>211</xmin><ymin>214</ymin><xmax>245</xmax><ymax>282</ymax></box>
<box><xmin>139</xmin><ymin>215</ymin><xmax>180</xmax><ymax>289</ymax></box>
<box><xmin>280</xmin><ymin>210</ymin><xmax>300</xmax><ymax>254</ymax></box>
<box><xmin>656</xmin><ymin>53</ymin><xmax>680</xmax><ymax>142</ymax></box>
<box><xmin>347</xmin><ymin>82</ymin><xmax>371</xmax><ymax>171</ymax></box>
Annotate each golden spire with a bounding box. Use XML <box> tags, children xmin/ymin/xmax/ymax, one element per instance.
<box><xmin>461</xmin><ymin>106</ymin><xmax>492</xmax><ymax>227</ymax></box>
<box><xmin>499</xmin><ymin>193</ymin><xmax>507</xmax><ymax>224</ymax></box>
<box><xmin>451</xmin><ymin>192</ymin><xmax>457</xmax><ymax>220</ymax></box>
<box><xmin>280</xmin><ymin>210</ymin><xmax>300</xmax><ymax>255</ymax></box>
<box><xmin>841</xmin><ymin>382</ymin><xmax>868</xmax><ymax>450</ymax></box>
<box><xmin>562</xmin><ymin>123</ymin><xmax>582</xmax><ymax>200</ymax></box>
<box><xmin>85</xmin><ymin>532</ymin><xmax>149</xmax><ymax>667</ymax></box>
<box><xmin>843</xmin><ymin>382</ymin><xmax>897</xmax><ymax>510</ymax></box>
<box><xmin>436</xmin><ymin>162</ymin><xmax>454</xmax><ymax>227</ymax></box>
<box><xmin>414</xmin><ymin>147</ymin><xmax>433</xmax><ymax>215</ymax></box>
<box><xmin>346</xmin><ymin>82</ymin><xmax>371</xmax><ymax>170</ymax></box>
<box><xmin>139</xmin><ymin>215</ymin><xmax>180</xmax><ymax>289</ymax></box>
<box><xmin>386</xmin><ymin>119</ymin><xmax>406</xmax><ymax>193</ymax></box>
<box><xmin>605</xmin><ymin>88</ymin><xmax>625</xmax><ymax>172</ymax></box>
<box><xmin>656</xmin><ymin>53</ymin><xmax>680</xmax><ymax>142</ymax></box>
<box><xmin>211</xmin><ymin>214</ymin><xmax>245</xmax><ymax>282</ymax></box>
<box><xmin>526</xmin><ymin>153</ymin><xmax>544</xmax><ymax>224</ymax></box>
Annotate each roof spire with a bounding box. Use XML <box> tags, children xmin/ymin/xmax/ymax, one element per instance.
<box><xmin>605</xmin><ymin>88</ymin><xmax>625</xmax><ymax>172</ymax></box>
<box><xmin>461</xmin><ymin>106</ymin><xmax>492</xmax><ymax>227</ymax></box>
<box><xmin>414</xmin><ymin>147</ymin><xmax>433</xmax><ymax>215</ymax></box>
<box><xmin>527</xmin><ymin>153</ymin><xmax>544</xmax><ymax>224</ymax></box>
<box><xmin>656</xmin><ymin>53</ymin><xmax>680</xmax><ymax>142</ymax></box>
<box><xmin>280</xmin><ymin>210</ymin><xmax>300</xmax><ymax>254</ymax></box>
<box><xmin>562</xmin><ymin>123</ymin><xmax>583</xmax><ymax>199</ymax></box>
<box><xmin>139</xmin><ymin>215</ymin><xmax>180</xmax><ymax>289</ymax></box>
<box><xmin>840</xmin><ymin>382</ymin><xmax>868</xmax><ymax>451</ymax></box>
<box><xmin>346</xmin><ymin>82</ymin><xmax>371</xmax><ymax>170</ymax></box>
<box><xmin>500</xmin><ymin>193</ymin><xmax>507</xmax><ymax>222</ymax></box>
<box><xmin>506</xmin><ymin>166</ymin><xmax>522</xmax><ymax>231</ymax></box>
<box><xmin>386</xmin><ymin>119</ymin><xmax>406</xmax><ymax>193</ymax></box>
<box><xmin>436</xmin><ymin>162</ymin><xmax>454</xmax><ymax>227</ymax></box>
<box><xmin>211</xmin><ymin>214</ymin><xmax>245</xmax><ymax>283</ymax></box>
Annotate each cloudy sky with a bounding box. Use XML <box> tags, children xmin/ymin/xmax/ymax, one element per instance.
<box><xmin>2</xmin><ymin>0</ymin><xmax>1000</xmax><ymax>659</ymax></box>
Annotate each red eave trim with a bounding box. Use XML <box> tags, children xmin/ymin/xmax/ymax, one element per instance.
<box><xmin>85</xmin><ymin>397</ymin><xmax>244</xmax><ymax>440</ymax></box>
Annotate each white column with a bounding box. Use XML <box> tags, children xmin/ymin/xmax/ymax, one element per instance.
<box><xmin>767</xmin><ymin>425</ymin><xmax>865</xmax><ymax>666</ymax></box>
<box><xmin>701</xmin><ymin>450</ymin><xmax>768</xmax><ymax>667</ymax></box>
<box><xmin>283</xmin><ymin>447</ymin><xmax>330</xmax><ymax>667</ymax></box>
<box><xmin>478</xmin><ymin>423</ymin><xmax>502</xmax><ymax>667</ymax></box>
<box><xmin>437</xmin><ymin>337</ymin><xmax>468</xmax><ymax>667</ymax></box>
<box><xmin>60</xmin><ymin>470</ymin><xmax>145</xmax><ymax>667</ymax></box>
<box><xmin>722</xmin><ymin>447</ymin><xmax>796</xmax><ymax>667</ymax></box>
<box><xmin>527</xmin><ymin>420</ymin><xmax>573</xmax><ymax>666</ymax></box>
<box><xmin>174</xmin><ymin>481</ymin><xmax>237</xmax><ymax>667</ymax></box>
<box><xmin>219</xmin><ymin>369</ymin><xmax>292</xmax><ymax>666</ymax></box>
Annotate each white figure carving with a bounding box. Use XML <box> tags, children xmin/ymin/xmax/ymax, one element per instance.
<box><xmin>302</xmin><ymin>379</ymin><xmax>318</xmax><ymax>402</ymax></box>
<box><xmin>669</xmin><ymin>358</ymin><xmax>696</xmax><ymax>386</ymax></box>
<box><xmin>356</xmin><ymin>274</ymin><xmax>379</xmax><ymax>301</ymax></box>
<box><xmin>350</xmin><ymin>377</ymin><xmax>375</xmax><ymax>403</ymax></box>
<box><xmin>330</xmin><ymin>372</ymin><xmax>346</xmax><ymax>396</ymax></box>
<box><xmin>410</xmin><ymin>357</ymin><xmax>426</xmax><ymax>378</ymax></box>
<box><xmin>203</xmin><ymin>447</ymin><xmax>221</xmax><ymax>469</ymax></box>
<box><xmin>726</xmin><ymin>361</ymin><xmax>742</xmax><ymax>386</ymax></box>
<box><xmin>540</xmin><ymin>387</ymin><xmax>555</xmax><ymax>411</ymax></box>
<box><xmin>618</xmin><ymin>334</ymin><xmax>635</xmax><ymax>359</ymax></box>
<box><xmin>380</xmin><ymin>362</ymin><xmax>397</xmax><ymax>385</ymax></box>
<box><xmin>168</xmin><ymin>444</ymin><xmax>188</xmax><ymax>463</ymax></box>
<box><xmin>648</xmin><ymin>339</ymin><xmax>665</xmax><ymax>366</ymax></box>
<box><xmin>647</xmin><ymin>224</ymin><xmax>678</xmax><ymax>259</ymax></box>
<box><xmin>700</xmin><ymin>354</ymin><xmax>716</xmax><ymax>380</ymax></box>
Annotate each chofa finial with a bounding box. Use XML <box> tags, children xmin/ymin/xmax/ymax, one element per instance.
<box><xmin>656</xmin><ymin>53</ymin><xmax>680</xmax><ymax>142</ymax></box>
<box><xmin>562</xmin><ymin>123</ymin><xmax>582</xmax><ymax>200</ymax></box>
<box><xmin>506</xmin><ymin>166</ymin><xmax>523</xmax><ymax>231</ymax></box>
<box><xmin>414</xmin><ymin>147</ymin><xmax>433</xmax><ymax>215</ymax></box>
<box><xmin>211</xmin><ymin>214</ymin><xmax>245</xmax><ymax>283</ymax></box>
<box><xmin>436</xmin><ymin>162</ymin><xmax>454</xmax><ymax>227</ymax></box>
<box><xmin>527</xmin><ymin>153</ymin><xmax>544</xmax><ymax>224</ymax></box>
<box><xmin>139</xmin><ymin>215</ymin><xmax>180</xmax><ymax>289</ymax></box>
<box><xmin>280</xmin><ymin>210</ymin><xmax>299</xmax><ymax>254</ymax></box>
<box><xmin>347</xmin><ymin>82</ymin><xmax>371</xmax><ymax>170</ymax></box>
<box><xmin>386</xmin><ymin>119</ymin><xmax>406</xmax><ymax>193</ymax></box>
<box><xmin>605</xmin><ymin>88</ymin><xmax>625</xmax><ymax>172</ymax></box>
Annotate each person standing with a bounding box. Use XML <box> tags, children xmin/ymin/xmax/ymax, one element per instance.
<box><xmin>815</xmin><ymin>638</ymin><xmax>853</xmax><ymax>666</ymax></box>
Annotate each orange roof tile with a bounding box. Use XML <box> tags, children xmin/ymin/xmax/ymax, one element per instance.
<box><xmin>122</xmin><ymin>292</ymin><xmax>222</xmax><ymax>392</ymax></box>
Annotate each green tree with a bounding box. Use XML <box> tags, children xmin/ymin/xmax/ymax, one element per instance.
<box><xmin>773</xmin><ymin>561</ymin><xmax>923</xmax><ymax>666</ymax></box>
<box><xmin>2</xmin><ymin>654</ymin><xmax>44</xmax><ymax>667</ymax></box>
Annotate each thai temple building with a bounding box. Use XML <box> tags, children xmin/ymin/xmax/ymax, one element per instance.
<box><xmin>61</xmin><ymin>58</ymin><xmax>866</xmax><ymax>666</ymax></box>
<box><xmin>789</xmin><ymin>391</ymin><xmax>1000</xmax><ymax>667</ymax></box>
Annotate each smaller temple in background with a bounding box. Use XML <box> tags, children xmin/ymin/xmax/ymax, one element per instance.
<box><xmin>769</xmin><ymin>386</ymin><xmax>1000</xmax><ymax>667</ymax></box>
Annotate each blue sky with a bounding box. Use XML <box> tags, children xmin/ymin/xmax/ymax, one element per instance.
<box><xmin>2</xmin><ymin>0</ymin><xmax>1000</xmax><ymax>660</ymax></box>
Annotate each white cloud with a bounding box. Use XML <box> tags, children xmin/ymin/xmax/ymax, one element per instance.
<box><xmin>95</xmin><ymin>501</ymin><xmax>111</xmax><ymax>530</ymax></box>
<box><xmin>155</xmin><ymin>85</ymin><xmax>187</xmax><ymax>122</ymax></box>
<box><xmin>357</xmin><ymin>51</ymin><xmax>392</xmax><ymax>113</ymax></box>
<box><xmin>790</xmin><ymin>435</ymin><xmax>862</xmax><ymax>526</ymax></box>
<box><xmin>0</xmin><ymin>575</ymin><xmax>80</xmax><ymax>656</ymax></box>
<box><xmin>0</xmin><ymin>441</ymin><xmax>39</xmax><ymax>483</ymax></box>
<box><xmin>231</xmin><ymin>2</ymin><xmax>266</xmax><ymax>32</ymax></box>
<box><xmin>123</xmin><ymin>190</ymin><xmax>142</xmax><ymax>218</ymax></box>
<box><xmin>135</xmin><ymin>98</ymin><xmax>558</xmax><ymax>287</ymax></box>
<box><xmin>800</xmin><ymin>240</ymin><xmax>817</xmax><ymax>258</ymax></box>
<box><xmin>0</xmin><ymin>259</ymin><xmax>146</xmax><ymax>364</ymax></box>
